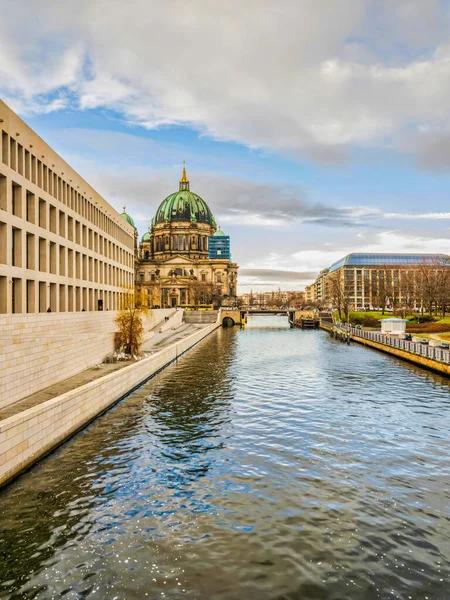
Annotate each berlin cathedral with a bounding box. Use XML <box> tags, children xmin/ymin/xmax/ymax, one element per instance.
<box><xmin>121</xmin><ymin>165</ymin><xmax>239</xmax><ymax>308</ymax></box>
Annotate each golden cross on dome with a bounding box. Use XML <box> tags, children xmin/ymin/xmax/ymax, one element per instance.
<box><xmin>180</xmin><ymin>161</ymin><xmax>189</xmax><ymax>182</ymax></box>
<box><xmin>123</xmin><ymin>205</ymin><xmax>126</xmax><ymax>212</ymax></box>
<box><xmin>179</xmin><ymin>161</ymin><xmax>190</xmax><ymax>190</ymax></box>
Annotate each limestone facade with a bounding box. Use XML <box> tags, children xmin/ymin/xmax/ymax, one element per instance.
<box><xmin>0</xmin><ymin>100</ymin><xmax>135</xmax><ymax>314</ymax></box>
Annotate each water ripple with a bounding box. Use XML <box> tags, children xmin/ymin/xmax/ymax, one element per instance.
<box><xmin>0</xmin><ymin>317</ymin><xmax>449</xmax><ymax>599</ymax></box>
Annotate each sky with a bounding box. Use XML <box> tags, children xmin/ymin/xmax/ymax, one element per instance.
<box><xmin>1</xmin><ymin>0</ymin><xmax>450</xmax><ymax>293</ymax></box>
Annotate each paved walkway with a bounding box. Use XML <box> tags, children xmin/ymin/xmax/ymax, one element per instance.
<box><xmin>0</xmin><ymin>322</ymin><xmax>209</xmax><ymax>422</ymax></box>
<box><xmin>141</xmin><ymin>322</ymin><xmax>206</xmax><ymax>353</ymax></box>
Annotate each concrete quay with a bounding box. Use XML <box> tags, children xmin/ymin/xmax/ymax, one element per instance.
<box><xmin>0</xmin><ymin>309</ymin><xmax>176</xmax><ymax>410</ymax></box>
<box><xmin>322</xmin><ymin>323</ymin><xmax>450</xmax><ymax>377</ymax></box>
<box><xmin>0</xmin><ymin>315</ymin><xmax>220</xmax><ymax>488</ymax></box>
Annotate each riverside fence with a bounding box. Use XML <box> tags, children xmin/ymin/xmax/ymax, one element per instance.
<box><xmin>333</xmin><ymin>324</ymin><xmax>450</xmax><ymax>365</ymax></box>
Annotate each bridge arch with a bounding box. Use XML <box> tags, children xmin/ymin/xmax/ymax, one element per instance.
<box><xmin>222</xmin><ymin>316</ymin><xmax>235</xmax><ymax>327</ymax></box>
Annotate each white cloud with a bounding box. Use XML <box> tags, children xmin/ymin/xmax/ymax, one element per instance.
<box><xmin>384</xmin><ymin>212</ymin><xmax>450</xmax><ymax>220</ymax></box>
<box><xmin>238</xmin><ymin>230</ymin><xmax>450</xmax><ymax>291</ymax></box>
<box><xmin>1</xmin><ymin>0</ymin><xmax>450</xmax><ymax>163</ymax></box>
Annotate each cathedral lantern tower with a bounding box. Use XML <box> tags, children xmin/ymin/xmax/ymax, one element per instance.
<box><xmin>179</xmin><ymin>161</ymin><xmax>189</xmax><ymax>191</ymax></box>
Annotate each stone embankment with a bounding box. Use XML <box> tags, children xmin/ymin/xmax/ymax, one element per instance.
<box><xmin>0</xmin><ymin>310</ymin><xmax>220</xmax><ymax>487</ymax></box>
<box><xmin>0</xmin><ymin>310</ymin><xmax>176</xmax><ymax>411</ymax></box>
<box><xmin>322</xmin><ymin>322</ymin><xmax>450</xmax><ymax>377</ymax></box>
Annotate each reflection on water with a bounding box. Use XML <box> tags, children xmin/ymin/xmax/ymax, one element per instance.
<box><xmin>1</xmin><ymin>316</ymin><xmax>449</xmax><ymax>599</ymax></box>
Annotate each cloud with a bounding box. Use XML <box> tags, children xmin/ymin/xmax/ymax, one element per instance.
<box><xmin>384</xmin><ymin>211</ymin><xmax>450</xmax><ymax>220</ymax></box>
<box><xmin>48</xmin><ymin>128</ymin><xmax>450</xmax><ymax>249</ymax></box>
<box><xmin>74</xmin><ymin>160</ymin><xmax>372</xmax><ymax>232</ymax></box>
<box><xmin>414</xmin><ymin>133</ymin><xmax>450</xmax><ymax>171</ymax></box>
<box><xmin>237</xmin><ymin>230</ymin><xmax>450</xmax><ymax>291</ymax></box>
<box><xmin>2</xmin><ymin>0</ymin><xmax>450</xmax><ymax>164</ymax></box>
<box><xmin>240</xmin><ymin>269</ymin><xmax>318</xmax><ymax>281</ymax></box>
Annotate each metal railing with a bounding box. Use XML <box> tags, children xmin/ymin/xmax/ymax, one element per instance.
<box><xmin>338</xmin><ymin>324</ymin><xmax>450</xmax><ymax>364</ymax></box>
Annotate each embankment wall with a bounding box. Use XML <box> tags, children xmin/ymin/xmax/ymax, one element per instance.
<box><xmin>0</xmin><ymin>320</ymin><xmax>220</xmax><ymax>487</ymax></box>
<box><xmin>0</xmin><ymin>310</ymin><xmax>173</xmax><ymax>409</ymax></box>
<box><xmin>351</xmin><ymin>335</ymin><xmax>450</xmax><ymax>377</ymax></box>
<box><xmin>321</xmin><ymin>324</ymin><xmax>450</xmax><ymax>377</ymax></box>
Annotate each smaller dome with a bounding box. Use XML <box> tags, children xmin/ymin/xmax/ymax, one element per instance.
<box><xmin>141</xmin><ymin>231</ymin><xmax>151</xmax><ymax>242</ymax></box>
<box><xmin>120</xmin><ymin>205</ymin><xmax>135</xmax><ymax>228</ymax></box>
<box><xmin>214</xmin><ymin>227</ymin><xmax>226</xmax><ymax>237</ymax></box>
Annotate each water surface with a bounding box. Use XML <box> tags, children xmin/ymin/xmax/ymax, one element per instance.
<box><xmin>1</xmin><ymin>316</ymin><xmax>449</xmax><ymax>599</ymax></box>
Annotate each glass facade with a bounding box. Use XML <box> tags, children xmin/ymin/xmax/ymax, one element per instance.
<box><xmin>329</xmin><ymin>253</ymin><xmax>449</xmax><ymax>273</ymax></box>
<box><xmin>208</xmin><ymin>236</ymin><xmax>231</xmax><ymax>260</ymax></box>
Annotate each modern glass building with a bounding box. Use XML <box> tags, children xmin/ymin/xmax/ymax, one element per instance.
<box><xmin>322</xmin><ymin>253</ymin><xmax>450</xmax><ymax>309</ymax></box>
<box><xmin>208</xmin><ymin>229</ymin><xmax>231</xmax><ymax>260</ymax></box>
<box><xmin>329</xmin><ymin>253</ymin><xmax>449</xmax><ymax>273</ymax></box>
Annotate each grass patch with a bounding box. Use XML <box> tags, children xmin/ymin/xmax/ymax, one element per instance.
<box><xmin>333</xmin><ymin>310</ymin><xmax>450</xmax><ymax>329</ymax></box>
<box><xmin>335</xmin><ymin>311</ymin><xmax>415</xmax><ymax>328</ymax></box>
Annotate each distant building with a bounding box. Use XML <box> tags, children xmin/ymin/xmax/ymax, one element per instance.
<box><xmin>323</xmin><ymin>253</ymin><xmax>450</xmax><ymax>310</ymax></box>
<box><xmin>208</xmin><ymin>228</ymin><xmax>230</xmax><ymax>259</ymax></box>
<box><xmin>305</xmin><ymin>283</ymin><xmax>316</xmax><ymax>304</ymax></box>
<box><xmin>314</xmin><ymin>267</ymin><xmax>329</xmax><ymax>302</ymax></box>
<box><xmin>132</xmin><ymin>165</ymin><xmax>238</xmax><ymax>307</ymax></box>
<box><xmin>239</xmin><ymin>290</ymin><xmax>304</xmax><ymax>307</ymax></box>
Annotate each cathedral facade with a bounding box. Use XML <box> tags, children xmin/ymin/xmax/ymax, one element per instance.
<box><xmin>122</xmin><ymin>166</ymin><xmax>238</xmax><ymax>308</ymax></box>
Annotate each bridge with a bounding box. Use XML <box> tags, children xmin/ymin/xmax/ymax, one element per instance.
<box><xmin>220</xmin><ymin>309</ymin><xmax>320</xmax><ymax>329</ymax></box>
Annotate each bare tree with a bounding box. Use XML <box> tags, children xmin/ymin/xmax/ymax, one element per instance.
<box><xmin>188</xmin><ymin>281</ymin><xmax>223</xmax><ymax>307</ymax></box>
<box><xmin>435</xmin><ymin>266</ymin><xmax>450</xmax><ymax>317</ymax></box>
<box><xmin>377</xmin><ymin>271</ymin><xmax>390</xmax><ymax>314</ymax></box>
<box><xmin>288</xmin><ymin>291</ymin><xmax>305</xmax><ymax>308</ymax></box>
<box><xmin>416</xmin><ymin>259</ymin><xmax>450</xmax><ymax>317</ymax></box>
<box><xmin>399</xmin><ymin>269</ymin><xmax>417</xmax><ymax>316</ymax></box>
<box><xmin>326</xmin><ymin>271</ymin><xmax>351</xmax><ymax>320</ymax></box>
<box><xmin>115</xmin><ymin>289</ymin><xmax>148</xmax><ymax>357</ymax></box>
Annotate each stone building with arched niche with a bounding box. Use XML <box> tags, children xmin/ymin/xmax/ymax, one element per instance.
<box><xmin>123</xmin><ymin>165</ymin><xmax>238</xmax><ymax>308</ymax></box>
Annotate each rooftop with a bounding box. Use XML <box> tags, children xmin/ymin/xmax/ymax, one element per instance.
<box><xmin>379</xmin><ymin>318</ymin><xmax>408</xmax><ymax>322</ymax></box>
<box><xmin>329</xmin><ymin>253</ymin><xmax>450</xmax><ymax>273</ymax></box>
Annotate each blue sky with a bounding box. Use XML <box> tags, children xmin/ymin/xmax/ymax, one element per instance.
<box><xmin>2</xmin><ymin>0</ymin><xmax>450</xmax><ymax>292</ymax></box>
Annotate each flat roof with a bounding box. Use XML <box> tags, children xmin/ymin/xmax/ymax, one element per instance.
<box><xmin>379</xmin><ymin>318</ymin><xmax>408</xmax><ymax>322</ymax></box>
<box><xmin>329</xmin><ymin>253</ymin><xmax>450</xmax><ymax>273</ymax></box>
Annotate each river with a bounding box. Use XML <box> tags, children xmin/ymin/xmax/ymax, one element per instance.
<box><xmin>0</xmin><ymin>316</ymin><xmax>449</xmax><ymax>599</ymax></box>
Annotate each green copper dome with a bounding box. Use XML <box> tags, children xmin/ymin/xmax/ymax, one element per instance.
<box><xmin>154</xmin><ymin>190</ymin><xmax>216</xmax><ymax>225</ymax></box>
<box><xmin>120</xmin><ymin>206</ymin><xmax>135</xmax><ymax>228</ymax></box>
<box><xmin>141</xmin><ymin>231</ymin><xmax>151</xmax><ymax>242</ymax></box>
<box><xmin>154</xmin><ymin>165</ymin><xmax>216</xmax><ymax>227</ymax></box>
<box><xmin>214</xmin><ymin>227</ymin><xmax>226</xmax><ymax>237</ymax></box>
